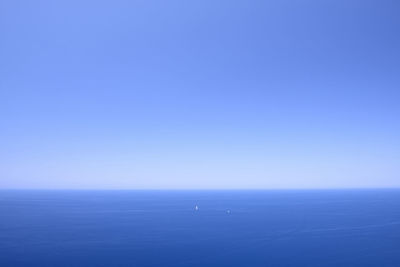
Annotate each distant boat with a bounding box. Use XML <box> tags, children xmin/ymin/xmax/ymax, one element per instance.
<box><xmin>195</xmin><ymin>205</ymin><xmax>199</xmax><ymax>211</ymax></box>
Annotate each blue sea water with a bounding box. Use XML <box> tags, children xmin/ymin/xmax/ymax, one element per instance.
<box><xmin>0</xmin><ymin>190</ymin><xmax>399</xmax><ymax>267</ymax></box>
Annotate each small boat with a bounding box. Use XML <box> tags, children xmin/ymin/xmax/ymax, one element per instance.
<box><xmin>195</xmin><ymin>205</ymin><xmax>199</xmax><ymax>211</ymax></box>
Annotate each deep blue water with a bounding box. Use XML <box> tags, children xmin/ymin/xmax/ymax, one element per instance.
<box><xmin>1</xmin><ymin>190</ymin><xmax>400</xmax><ymax>267</ymax></box>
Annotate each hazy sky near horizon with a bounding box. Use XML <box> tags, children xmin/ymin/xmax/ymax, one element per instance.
<box><xmin>1</xmin><ymin>0</ymin><xmax>400</xmax><ymax>189</ymax></box>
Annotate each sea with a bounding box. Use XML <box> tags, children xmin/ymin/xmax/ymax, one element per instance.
<box><xmin>0</xmin><ymin>190</ymin><xmax>399</xmax><ymax>267</ymax></box>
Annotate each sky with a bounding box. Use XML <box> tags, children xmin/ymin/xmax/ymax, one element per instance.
<box><xmin>1</xmin><ymin>0</ymin><xmax>399</xmax><ymax>189</ymax></box>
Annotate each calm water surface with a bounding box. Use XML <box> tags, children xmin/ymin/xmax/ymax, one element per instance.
<box><xmin>1</xmin><ymin>190</ymin><xmax>399</xmax><ymax>266</ymax></box>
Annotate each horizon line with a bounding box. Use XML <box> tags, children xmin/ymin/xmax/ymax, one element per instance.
<box><xmin>1</xmin><ymin>187</ymin><xmax>400</xmax><ymax>191</ymax></box>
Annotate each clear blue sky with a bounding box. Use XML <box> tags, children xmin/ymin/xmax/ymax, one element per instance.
<box><xmin>1</xmin><ymin>0</ymin><xmax>399</xmax><ymax>189</ymax></box>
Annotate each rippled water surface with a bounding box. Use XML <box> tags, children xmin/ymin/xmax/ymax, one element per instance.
<box><xmin>1</xmin><ymin>190</ymin><xmax>399</xmax><ymax>266</ymax></box>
